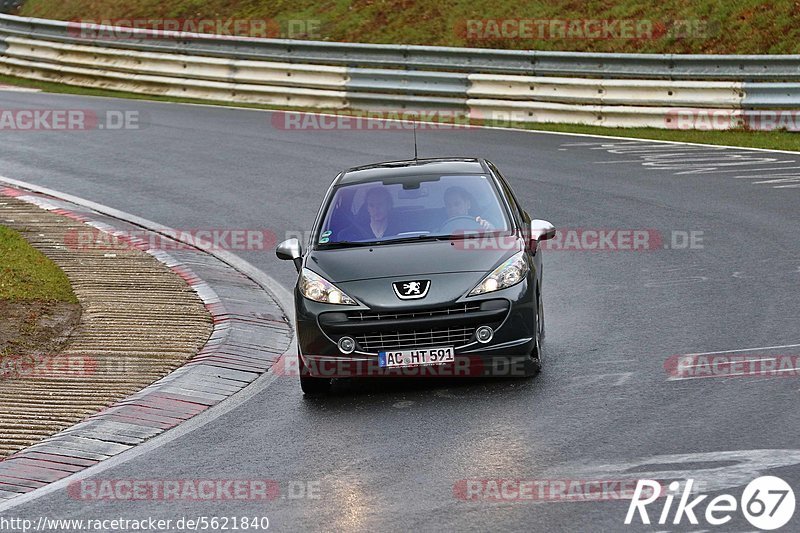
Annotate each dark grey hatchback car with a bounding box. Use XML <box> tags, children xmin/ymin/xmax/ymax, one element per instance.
<box><xmin>277</xmin><ymin>158</ymin><xmax>556</xmax><ymax>394</ymax></box>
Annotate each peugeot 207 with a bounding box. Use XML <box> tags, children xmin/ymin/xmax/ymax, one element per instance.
<box><xmin>276</xmin><ymin>158</ymin><xmax>556</xmax><ymax>394</ymax></box>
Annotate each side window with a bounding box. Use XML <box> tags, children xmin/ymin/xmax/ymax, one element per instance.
<box><xmin>488</xmin><ymin>162</ymin><xmax>528</xmax><ymax>226</ymax></box>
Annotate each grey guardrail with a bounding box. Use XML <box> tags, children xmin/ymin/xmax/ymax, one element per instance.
<box><xmin>742</xmin><ymin>83</ymin><xmax>800</xmax><ymax>107</ymax></box>
<box><xmin>0</xmin><ymin>13</ymin><xmax>798</xmax><ymax>129</ymax></box>
<box><xmin>2</xmin><ymin>13</ymin><xmax>800</xmax><ymax>81</ymax></box>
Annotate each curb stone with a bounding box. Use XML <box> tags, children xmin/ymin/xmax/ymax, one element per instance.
<box><xmin>0</xmin><ymin>183</ymin><xmax>292</xmax><ymax>502</ymax></box>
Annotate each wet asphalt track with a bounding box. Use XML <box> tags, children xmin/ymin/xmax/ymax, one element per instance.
<box><xmin>0</xmin><ymin>92</ymin><xmax>799</xmax><ymax>532</ymax></box>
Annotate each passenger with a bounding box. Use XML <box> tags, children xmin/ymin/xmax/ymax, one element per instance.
<box><xmin>340</xmin><ymin>186</ymin><xmax>400</xmax><ymax>241</ymax></box>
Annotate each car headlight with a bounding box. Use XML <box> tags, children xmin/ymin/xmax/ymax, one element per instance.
<box><xmin>468</xmin><ymin>251</ymin><xmax>529</xmax><ymax>296</ymax></box>
<box><xmin>299</xmin><ymin>268</ymin><xmax>357</xmax><ymax>305</ymax></box>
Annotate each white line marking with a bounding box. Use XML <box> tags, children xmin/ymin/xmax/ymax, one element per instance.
<box><xmin>733</xmin><ymin>167</ymin><xmax>800</xmax><ymax>176</ymax></box>
<box><xmin>0</xmin><ymin>84</ymin><xmax>41</xmax><ymax>93</ymax></box>
<box><xmin>643</xmin><ymin>276</ymin><xmax>708</xmax><ymax>287</ymax></box>
<box><xmin>594</xmin><ymin>159</ymin><xmax>651</xmax><ymax>164</ymax></box>
<box><xmin>681</xmin><ymin>358</ymin><xmax>778</xmax><ymax>368</ymax></box>
<box><xmin>668</xmin><ymin>367</ymin><xmax>800</xmax><ymax>381</ymax></box>
<box><xmin>567</xmin><ymin>372</ymin><xmax>634</xmax><ymax>387</ymax></box>
<box><xmin>552</xmin><ymin>449</ymin><xmax>800</xmax><ymax>495</ymax></box>
<box><xmin>680</xmin><ymin>344</ymin><xmax>800</xmax><ymax>357</ymax></box>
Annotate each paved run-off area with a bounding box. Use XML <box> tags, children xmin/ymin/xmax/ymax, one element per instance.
<box><xmin>0</xmin><ymin>193</ymin><xmax>212</xmax><ymax>458</ymax></box>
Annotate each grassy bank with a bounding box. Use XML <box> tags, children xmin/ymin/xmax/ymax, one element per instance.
<box><xmin>0</xmin><ymin>225</ymin><xmax>77</xmax><ymax>303</ymax></box>
<box><xmin>18</xmin><ymin>0</ymin><xmax>800</xmax><ymax>54</ymax></box>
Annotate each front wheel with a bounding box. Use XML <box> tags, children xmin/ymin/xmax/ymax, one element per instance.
<box><xmin>298</xmin><ymin>355</ymin><xmax>331</xmax><ymax>395</ymax></box>
<box><xmin>524</xmin><ymin>289</ymin><xmax>543</xmax><ymax>377</ymax></box>
<box><xmin>537</xmin><ymin>283</ymin><xmax>545</xmax><ymax>340</ymax></box>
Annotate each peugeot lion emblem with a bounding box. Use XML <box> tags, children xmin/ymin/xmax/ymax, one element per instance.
<box><xmin>392</xmin><ymin>280</ymin><xmax>431</xmax><ymax>300</ymax></box>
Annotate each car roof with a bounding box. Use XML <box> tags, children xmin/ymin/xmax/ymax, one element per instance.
<box><xmin>337</xmin><ymin>158</ymin><xmax>488</xmax><ymax>185</ymax></box>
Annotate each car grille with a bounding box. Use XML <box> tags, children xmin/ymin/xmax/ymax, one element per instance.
<box><xmin>349</xmin><ymin>303</ymin><xmax>483</xmax><ymax>352</ymax></box>
<box><xmin>320</xmin><ymin>301</ymin><xmax>508</xmax><ymax>354</ymax></box>
<box><xmin>355</xmin><ymin>326</ymin><xmax>476</xmax><ymax>353</ymax></box>
<box><xmin>347</xmin><ymin>302</ymin><xmax>482</xmax><ymax>322</ymax></box>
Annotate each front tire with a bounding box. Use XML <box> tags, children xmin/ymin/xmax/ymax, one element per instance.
<box><xmin>524</xmin><ymin>288</ymin><xmax>543</xmax><ymax>377</ymax></box>
<box><xmin>299</xmin><ymin>355</ymin><xmax>331</xmax><ymax>395</ymax></box>
<box><xmin>537</xmin><ymin>283</ymin><xmax>546</xmax><ymax>340</ymax></box>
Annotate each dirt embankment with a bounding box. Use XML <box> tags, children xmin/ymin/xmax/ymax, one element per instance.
<box><xmin>0</xmin><ymin>300</ymin><xmax>81</xmax><ymax>357</ymax></box>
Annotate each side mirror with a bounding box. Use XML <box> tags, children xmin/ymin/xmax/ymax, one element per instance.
<box><xmin>276</xmin><ymin>238</ymin><xmax>303</xmax><ymax>272</ymax></box>
<box><xmin>530</xmin><ymin>219</ymin><xmax>556</xmax><ymax>242</ymax></box>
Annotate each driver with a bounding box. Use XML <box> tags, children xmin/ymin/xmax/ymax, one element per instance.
<box><xmin>443</xmin><ymin>186</ymin><xmax>494</xmax><ymax>230</ymax></box>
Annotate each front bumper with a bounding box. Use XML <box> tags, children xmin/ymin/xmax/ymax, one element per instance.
<box><xmin>295</xmin><ymin>279</ymin><xmax>536</xmax><ymax>378</ymax></box>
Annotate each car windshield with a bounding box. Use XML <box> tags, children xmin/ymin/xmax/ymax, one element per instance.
<box><xmin>316</xmin><ymin>174</ymin><xmax>511</xmax><ymax>247</ymax></box>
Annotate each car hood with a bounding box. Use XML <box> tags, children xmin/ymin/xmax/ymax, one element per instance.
<box><xmin>306</xmin><ymin>238</ymin><xmax>523</xmax><ymax>283</ymax></box>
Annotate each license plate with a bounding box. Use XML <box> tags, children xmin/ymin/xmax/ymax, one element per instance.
<box><xmin>378</xmin><ymin>346</ymin><xmax>454</xmax><ymax>368</ymax></box>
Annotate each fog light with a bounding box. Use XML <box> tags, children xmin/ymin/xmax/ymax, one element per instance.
<box><xmin>338</xmin><ymin>336</ymin><xmax>356</xmax><ymax>354</ymax></box>
<box><xmin>476</xmin><ymin>326</ymin><xmax>494</xmax><ymax>344</ymax></box>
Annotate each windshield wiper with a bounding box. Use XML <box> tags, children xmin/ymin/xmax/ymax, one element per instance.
<box><xmin>321</xmin><ymin>235</ymin><xmax>440</xmax><ymax>248</ymax></box>
<box><xmin>320</xmin><ymin>232</ymin><xmax>506</xmax><ymax>249</ymax></box>
<box><xmin>435</xmin><ymin>230</ymin><xmax>508</xmax><ymax>240</ymax></box>
<box><xmin>318</xmin><ymin>240</ymin><xmax>376</xmax><ymax>249</ymax></box>
<box><xmin>371</xmin><ymin>235</ymin><xmax>442</xmax><ymax>245</ymax></box>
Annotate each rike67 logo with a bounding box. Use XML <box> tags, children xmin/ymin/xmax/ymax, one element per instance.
<box><xmin>625</xmin><ymin>476</ymin><xmax>795</xmax><ymax>530</ymax></box>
